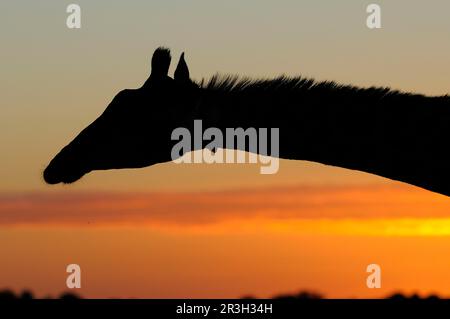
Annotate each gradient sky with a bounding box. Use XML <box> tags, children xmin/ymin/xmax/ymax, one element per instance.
<box><xmin>1</xmin><ymin>0</ymin><xmax>450</xmax><ymax>298</ymax></box>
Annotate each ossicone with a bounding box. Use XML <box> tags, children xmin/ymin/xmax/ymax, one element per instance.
<box><xmin>174</xmin><ymin>52</ymin><xmax>190</xmax><ymax>82</ymax></box>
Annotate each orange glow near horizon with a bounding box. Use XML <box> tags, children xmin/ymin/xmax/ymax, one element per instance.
<box><xmin>1</xmin><ymin>184</ymin><xmax>450</xmax><ymax>298</ymax></box>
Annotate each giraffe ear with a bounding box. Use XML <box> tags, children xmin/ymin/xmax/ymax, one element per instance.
<box><xmin>174</xmin><ymin>52</ymin><xmax>190</xmax><ymax>82</ymax></box>
<box><xmin>150</xmin><ymin>47</ymin><xmax>171</xmax><ymax>79</ymax></box>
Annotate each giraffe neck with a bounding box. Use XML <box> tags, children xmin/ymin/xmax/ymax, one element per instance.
<box><xmin>196</xmin><ymin>78</ymin><xmax>450</xmax><ymax>196</ymax></box>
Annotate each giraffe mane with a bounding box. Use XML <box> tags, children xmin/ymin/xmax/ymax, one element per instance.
<box><xmin>197</xmin><ymin>74</ymin><xmax>414</xmax><ymax>100</ymax></box>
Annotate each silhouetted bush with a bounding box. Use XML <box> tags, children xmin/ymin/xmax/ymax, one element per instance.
<box><xmin>0</xmin><ymin>289</ymin><xmax>81</xmax><ymax>299</ymax></box>
<box><xmin>273</xmin><ymin>291</ymin><xmax>323</xmax><ymax>300</ymax></box>
<box><xmin>388</xmin><ymin>292</ymin><xmax>440</xmax><ymax>300</ymax></box>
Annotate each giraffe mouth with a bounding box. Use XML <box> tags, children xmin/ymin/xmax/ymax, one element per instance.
<box><xmin>43</xmin><ymin>155</ymin><xmax>88</xmax><ymax>184</ymax></box>
<box><xmin>43</xmin><ymin>168</ymin><xmax>87</xmax><ymax>184</ymax></box>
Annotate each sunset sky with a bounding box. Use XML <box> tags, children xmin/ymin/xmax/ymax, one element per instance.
<box><xmin>1</xmin><ymin>0</ymin><xmax>450</xmax><ymax>298</ymax></box>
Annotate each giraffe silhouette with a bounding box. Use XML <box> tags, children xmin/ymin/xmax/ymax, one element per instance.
<box><xmin>44</xmin><ymin>47</ymin><xmax>450</xmax><ymax>197</ymax></box>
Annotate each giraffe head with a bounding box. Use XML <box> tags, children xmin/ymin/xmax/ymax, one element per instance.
<box><xmin>43</xmin><ymin>48</ymin><xmax>198</xmax><ymax>184</ymax></box>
